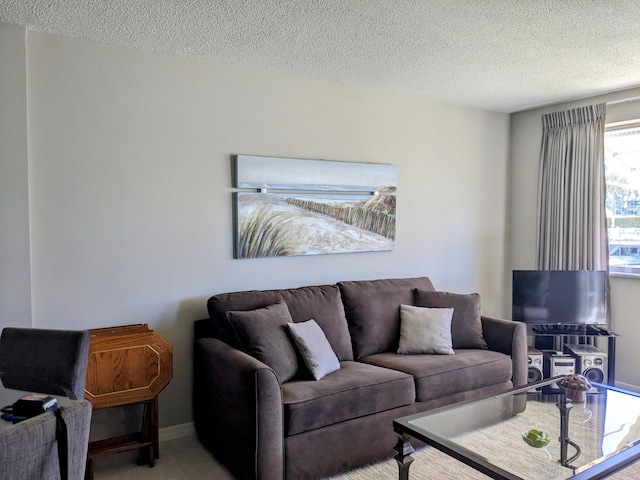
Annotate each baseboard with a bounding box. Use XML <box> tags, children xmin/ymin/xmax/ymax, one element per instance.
<box><xmin>614</xmin><ymin>381</ymin><xmax>640</xmax><ymax>393</ymax></box>
<box><xmin>159</xmin><ymin>421</ymin><xmax>196</xmax><ymax>442</ymax></box>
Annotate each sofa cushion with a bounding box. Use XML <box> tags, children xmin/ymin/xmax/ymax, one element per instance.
<box><xmin>226</xmin><ymin>301</ymin><xmax>298</xmax><ymax>383</ymax></box>
<box><xmin>287</xmin><ymin>319</ymin><xmax>340</xmax><ymax>380</ymax></box>
<box><xmin>360</xmin><ymin>349</ymin><xmax>512</xmax><ymax>402</ymax></box>
<box><xmin>208</xmin><ymin>284</ymin><xmax>353</xmax><ymax>361</ymax></box>
<box><xmin>281</xmin><ymin>361</ymin><xmax>415</xmax><ymax>436</ymax></box>
<box><xmin>413</xmin><ymin>289</ymin><xmax>488</xmax><ymax>349</ymax></box>
<box><xmin>397</xmin><ymin>305</ymin><xmax>454</xmax><ymax>355</ymax></box>
<box><xmin>338</xmin><ymin>277</ymin><xmax>436</xmax><ymax>359</ymax></box>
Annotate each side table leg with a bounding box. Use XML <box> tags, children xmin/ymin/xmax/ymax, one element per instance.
<box><xmin>151</xmin><ymin>396</ymin><xmax>159</xmax><ymax>461</ymax></box>
<box><xmin>137</xmin><ymin>400</ymin><xmax>155</xmax><ymax>467</ymax></box>
<box><xmin>394</xmin><ymin>432</ymin><xmax>415</xmax><ymax>480</ymax></box>
<box><xmin>85</xmin><ymin>456</ymin><xmax>94</xmax><ymax>480</ymax></box>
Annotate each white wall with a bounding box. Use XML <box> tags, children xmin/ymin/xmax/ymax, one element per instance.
<box><xmin>0</xmin><ymin>23</ymin><xmax>31</xmax><ymax>328</ymax></box>
<box><xmin>0</xmin><ymin>26</ymin><xmax>511</xmax><ymax>428</ymax></box>
<box><xmin>510</xmin><ymin>88</ymin><xmax>640</xmax><ymax>391</ymax></box>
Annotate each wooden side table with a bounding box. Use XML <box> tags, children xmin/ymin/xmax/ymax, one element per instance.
<box><xmin>83</xmin><ymin>324</ymin><xmax>172</xmax><ymax>479</ymax></box>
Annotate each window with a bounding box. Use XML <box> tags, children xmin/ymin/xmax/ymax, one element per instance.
<box><xmin>605</xmin><ymin>122</ymin><xmax>640</xmax><ymax>274</ymax></box>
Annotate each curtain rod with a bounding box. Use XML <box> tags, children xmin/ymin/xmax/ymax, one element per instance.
<box><xmin>607</xmin><ymin>95</ymin><xmax>640</xmax><ymax>106</ymax></box>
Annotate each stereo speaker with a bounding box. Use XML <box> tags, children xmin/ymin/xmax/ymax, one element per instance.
<box><xmin>527</xmin><ymin>347</ymin><xmax>544</xmax><ymax>391</ymax></box>
<box><xmin>564</xmin><ymin>344</ymin><xmax>607</xmax><ymax>393</ymax></box>
<box><xmin>542</xmin><ymin>352</ymin><xmax>575</xmax><ymax>393</ymax></box>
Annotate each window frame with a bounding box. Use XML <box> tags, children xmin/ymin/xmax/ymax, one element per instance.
<box><xmin>605</xmin><ymin>120</ymin><xmax>640</xmax><ymax>277</ymax></box>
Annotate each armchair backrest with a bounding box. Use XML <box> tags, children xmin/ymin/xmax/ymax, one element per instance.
<box><xmin>0</xmin><ymin>327</ymin><xmax>90</xmax><ymax>400</ymax></box>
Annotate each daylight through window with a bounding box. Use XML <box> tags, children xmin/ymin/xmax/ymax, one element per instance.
<box><xmin>605</xmin><ymin>122</ymin><xmax>640</xmax><ymax>274</ymax></box>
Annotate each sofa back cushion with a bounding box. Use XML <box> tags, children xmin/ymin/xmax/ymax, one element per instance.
<box><xmin>207</xmin><ymin>284</ymin><xmax>354</xmax><ymax>361</ymax></box>
<box><xmin>413</xmin><ymin>289</ymin><xmax>488</xmax><ymax>349</ymax></box>
<box><xmin>338</xmin><ymin>277</ymin><xmax>436</xmax><ymax>359</ymax></box>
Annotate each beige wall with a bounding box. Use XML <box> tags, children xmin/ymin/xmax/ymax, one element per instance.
<box><xmin>1</xmin><ymin>25</ymin><xmax>511</xmax><ymax>428</ymax></box>
<box><xmin>510</xmin><ymin>87</ymin><xmax>640</xmax><ymax>391</ymax></box>
<box><xmin>0</xmin><ymin>23</ymin><xmax>31</xmax><ymax>328</ymax></box>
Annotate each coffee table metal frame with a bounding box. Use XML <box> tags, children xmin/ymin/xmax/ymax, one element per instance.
<box><xmin>393</xmin><ymin>379</ymin><xmax>640</xmax><ymax>480</ymax></box>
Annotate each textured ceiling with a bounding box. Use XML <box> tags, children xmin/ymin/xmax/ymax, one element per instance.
<box><xmin>2</xmin><ymin>0</ymin><xmax>640</xmax><ymax>113</ymax></box>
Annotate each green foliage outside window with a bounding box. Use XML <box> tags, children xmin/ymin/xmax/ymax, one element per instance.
<box><xmin>607</xmin><ymin>216</ymin><xmax>640</xmax><ymax>228</ymax></box>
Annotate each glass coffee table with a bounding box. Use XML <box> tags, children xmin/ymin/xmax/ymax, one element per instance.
<box><xmin>393</xmin><ymin>378</ymin><xmax>640</xmax><ymax>480</ymax></box>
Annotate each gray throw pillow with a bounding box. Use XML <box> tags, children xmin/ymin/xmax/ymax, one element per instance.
<box><xmin>397</xmin><ymin>304</ymin><xmax>454</xmax><ymax>355</ymax></box>
<box><xmin>413</xmin><ymin>289</ymin><xmax>488</xmax><ymax>349</ymax></box>
<box><xmin>226</xmin><ymin>301</ymin><xmax>298</xmax><ymax>383</ymax></box>
<box><xmin>287</xmin><ymin>319</ymin><xmax>340</xmax><ymax>380</ymax></box>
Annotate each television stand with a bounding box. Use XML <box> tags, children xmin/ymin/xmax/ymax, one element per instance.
<box><xmin>531</xmin><ymin>325</ymin><xmax>586</xmax><ymax>336</ymax></box>
<box><xmin>585</xmin><ymin>325</ymin><xmax>610</xmax><ymax>335</ymax></box>
<box><xmin>529</xmin><ymin>325</ymin><xmax>618</xmax><ymax>385</ymax></box>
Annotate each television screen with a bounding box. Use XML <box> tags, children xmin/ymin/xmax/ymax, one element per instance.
<box><xmin>512</xmin><ymin>270</ymin><xmax>606</xmax><ymax>326</ymax></box>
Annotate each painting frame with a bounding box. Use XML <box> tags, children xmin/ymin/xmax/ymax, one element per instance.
<box><xmin>233</xmin><ymin>155</ymin><xmax>397</xmax><ymax>259</ymax></box>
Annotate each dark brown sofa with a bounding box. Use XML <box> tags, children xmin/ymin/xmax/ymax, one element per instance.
<box><xmin>193</xmin><ymin>277</ymin><xmax>527</xmax><ymax>480</ymax></box>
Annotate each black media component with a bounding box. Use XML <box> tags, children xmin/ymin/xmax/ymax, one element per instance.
<box><xmin>512</xmin><ymin>270</ymin><xmax>606</xmax><ymax>327</ymax></box>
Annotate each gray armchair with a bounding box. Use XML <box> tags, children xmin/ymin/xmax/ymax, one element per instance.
<box><xmin>0</xmin><ymin>327</ymin><xmax>90</xmax><ymax>400</ymax></box>
<box><xmin>0</xmin><ymin>327</ymin><xmax>92</xmax><ymax>480</ymax></box>
<box><xmin>0</xmin><ymin>398</ymin><xmax>92</xmax><ymax>480</ymax></box>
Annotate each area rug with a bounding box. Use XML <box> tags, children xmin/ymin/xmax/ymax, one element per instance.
<box><xmin>328</xmin><ymin>445</ymin><xmax>640</xmax><ymax>480</ymax></box>
<box><xmin>328</xmin><ymin>397</ymin><xmax>640</xmax><ymax>480</ymax></box>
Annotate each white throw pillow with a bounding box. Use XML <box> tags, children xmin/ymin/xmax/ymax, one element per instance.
<box><xmin>397</xmin><ymin>304</ymin><xmax>455</xmax><ymax>355</ymax></box>
<box><xmin>287</xmin><ymin>319</ymin><xmax>340</xmax><ymax>380</ymax></box>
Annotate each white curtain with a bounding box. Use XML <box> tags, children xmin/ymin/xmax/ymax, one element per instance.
<box><xmin>536</xmin><ymin>104</ymin><xmax>608</xmax><ymax>270</ymax></box>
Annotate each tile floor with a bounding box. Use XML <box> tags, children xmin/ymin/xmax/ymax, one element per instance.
<box><xmin>93</xmin><ymin>435</ymin><xmax>235</xmax><ymax>480</ymax></box>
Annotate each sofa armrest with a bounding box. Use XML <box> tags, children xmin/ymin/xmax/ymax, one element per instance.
<box><xmin>481</xmin><ymin>316</ymin><xmax>527</xmax><ymax>388</ymax></box>
<box><xmin>194</xmin><ymin>337</ymin><xmax>284</xmax><ymax>480</ymax></box>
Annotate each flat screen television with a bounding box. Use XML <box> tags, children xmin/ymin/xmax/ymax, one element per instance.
<box><xmin>512</xmin><ymin>270</ymin><xmax>606</xmax><ymax>327</ymax></box>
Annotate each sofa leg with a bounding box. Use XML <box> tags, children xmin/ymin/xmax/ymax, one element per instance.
<box><xmin>393</xmin><ymin>432</ymin><xmax>415</xmax><ymax>480</ymax></box>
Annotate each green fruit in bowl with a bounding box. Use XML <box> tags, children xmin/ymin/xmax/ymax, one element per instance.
<box><xmin>522</xmin><ymin>429</ymin><xmax>550</xmax><ymax>448</ymax></box>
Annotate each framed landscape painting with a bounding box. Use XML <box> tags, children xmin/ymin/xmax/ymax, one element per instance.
<box><xmin>233</xmin><ymin>155</ymin><xmax>397</xmax><ymax>259</ymax></box>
